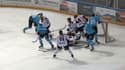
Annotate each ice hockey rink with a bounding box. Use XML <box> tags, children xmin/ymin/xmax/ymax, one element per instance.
<box><xmin>0</xmin><ymin>7</ymin><xmax>125</xmax><ymax>70</ymax></box>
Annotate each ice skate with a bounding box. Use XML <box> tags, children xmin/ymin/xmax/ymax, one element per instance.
<box><xmin>90</xmin><ymin>47</ymin><xmax>94</xmax><ymax>52</ymax></box>
<box><xmin>53</xmin><ymin>54</ymin><xmax>56</xmax><ymax>58</ymax></box>
<box><xmin>71</xmin><ymin>54</ymin><xmax>74</xmax><ymax>58</ymax></box>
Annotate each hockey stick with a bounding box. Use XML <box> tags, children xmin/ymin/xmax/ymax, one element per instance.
<box><xmin>32</xmin><ymin>24</ymin><xmax>67</xmax><ymax>43</ymax></box>
<box><xmin>32</xmin><ymin>37</ymin><xmax>39</xmax><ymax>43</ymax></box>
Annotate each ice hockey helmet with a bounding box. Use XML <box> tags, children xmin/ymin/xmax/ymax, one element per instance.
<box><xmin>38</xmin><ymin>12</ymin><xmax>43</xmax><ymax>16</ymax></box>
<box><xmin>59</xmin><ymin>30</ymin><xmax>63</xmax><ymax>35</ymax></box>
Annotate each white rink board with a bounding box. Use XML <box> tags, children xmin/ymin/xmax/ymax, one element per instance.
<box><xmin>36</xmin><ymin>0</ymin><xmax>61</xmax><ymax>10</ymax></box>
<box><xmin>0</xmin><ymin>0</ymin><xmax>61</xmax><ymax>10</ymax></box>
<box><xmin>95</xmin><ymin>7</ymin><xmax>116</xmax><ymax>16</ymax></box>
<box><xmin>0</xmin><ymin>0</ymin><xmax>34</xmax><ymax>6</ymax></box>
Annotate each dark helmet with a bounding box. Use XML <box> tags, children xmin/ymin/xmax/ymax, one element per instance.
<box><xmin>74</xmin><ymin>15</ymin><xmax>78</xmax><ymax>18</ymax></box>
<box><xmin>91</xmin><ymin>13</ymin><xmax>95</xmax><ymax>16</ymax></box>
<box><xmin>37</xmin><ymin>12</ymin><xmax>43</xmax><ymax>16</ymax></box>
<box><xmin>59</xmin><ymin>30</ymin><xmax>63</xmax><ymax>35</ymax></box>
<box><xmin>67</xmin><ymin>17</ymin><xmax>71</xmax><ymax>21</ymax></box>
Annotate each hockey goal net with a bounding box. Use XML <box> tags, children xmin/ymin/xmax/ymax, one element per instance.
<box><xmin>98</xmin><ymin>16</ymin><xmax>115</xmax><ymax>43</ymax></box>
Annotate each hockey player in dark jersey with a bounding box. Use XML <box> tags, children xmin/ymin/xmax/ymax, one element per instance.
<box><xmin>36</xmin><ymin>24</ymin><xmax>54</xmax><ymax>50</ymax></box>
<box><xmin>23</xmin><ymin>13</ymin><xmax>43</xmax><ymax>33</ymax></box>
<box><xmin>89</xmin><ymin>14</ymin><xmax>101</xmax><ymax>44</ymax></box>
<box><xmin>84</xmin><ymin>18</ymin><xmax>96</xmax><ymax>51</ymax></box>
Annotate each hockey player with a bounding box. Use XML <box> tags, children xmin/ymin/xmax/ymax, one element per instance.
<box><xmin>89</xmin><ymin>14</ymin><xmax>101</xmax><ymax>44</ymax></box>
<box><xmin>84</xmin><ymin>18</ymin><xmax>95</xmax><ymax>51</ymax></box>
<box><xmin>73</xmin><ymin>15</ymin><xmax>78</xmax><ymax>23</ymax></box>
<box><xmin>75</xmin><ymin>15</ymin><xmax>88</xmax><ymax>40</ymax></box>
<box><xmin>66</xmin><ymin>17</ymin><xmax>77</xmax><ymax>44</ymax></box>
<box><xmin>23</xmin><ymin>13</ymin><xmax>43</xmax><ymax>33</ymax></box>
<box><xmin>76</xmin><ymin>15</ymin><xmax>87</xmax><ymax>30</ymax></box>
<box><xmin>39</xmin><ymin>14</ymin><xmax>52</xmax><ymax>39</ymax></box>
<box><xmin>94</xmin><ymin>13</ymin><xmax>102</xmax><ymax>44</ymax></box>
<box><xmin>53</xmin><ymin>30</ymin><xmax>74</xmax><ymax>58</ymax></box>
<box><xmin>40</xmin><ymin>14</ymin><xmax>51</xmax><ymax>29</ymax></box>
<box><xmin>72</xmin><ymin>15</ymin><xmax>87</xmax><ymax>40</ymax></box>
<box><xmin>67</xmin><ymin>17</ymin><xmax>77</xmax><ymax>35</ymax></box>
<box><xmin>36</xmin><ymin>24</ymin><xmax>54</xmax><ymax>50</ymax></box>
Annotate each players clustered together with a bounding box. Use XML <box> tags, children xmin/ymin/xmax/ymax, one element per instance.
<box><xmin>23</xmin><ymin>12</ymin><xmax>101</xmax><ymax>58</ymax></box>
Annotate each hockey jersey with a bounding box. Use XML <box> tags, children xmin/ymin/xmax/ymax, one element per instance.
<box><xmin>57</xmin><ymin>34</ymin><xmax>68</xmax><ymax>47</ymax></box>
<box><xmin>68</xmin><ymin>22</ymin><xmax>77</xmax><ymax>33</ymax></box>
<box><xmin>94</xmin><ymin>15</ymin><xmax>101</xmax><ymax>23</ymax></box>
<box><xmin>32</xmin><ymin>15</ymin><xmax>40</xmax><ymax>26</ymax></box>
<box><xmin>40</xmin><ymin>16</ymin><xmax>50</xmax><ymax>28</ymax></box>
<box><xmin>84</xmin><ymin>21</ymin><xmax>96</xmax><ymax>35</ymax></box>
<box><xmin>37</xmin><ymin>24</ymin><xmax>48</xmax><ymax>36</ymax></box>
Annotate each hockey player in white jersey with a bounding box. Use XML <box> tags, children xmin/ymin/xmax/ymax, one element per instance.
<box><xmin>53</xmin><ymin>30</ymin><xmax>74</xmax><ymax>58</ymax></box>
<box><xmin>67</xmin><ymin>17</ymin><xmax>77</xmax><ymax>34</ymax></box>
<box><xmin>39</xmin><ymin>14</ymin><xmax>52</xmax><ymax>39</ymax></box>
<box><xmin>75</xmin><ymin>15</ymin><xmax>87</xmax><ymax>40</ymax></box>
<box><xmin>76</xmin><ymin>15</ymin><xmax>87</xmax><ymax>28</ymax></box>
<box><xmin>66</xmin><ymin>17</ymin><xmax>77</xmax><ymax>44</ymax></box>
<box><xmin>40</xmin><ymin>14</ymin><xmax>51</xmax><ymax>29</ymax></box>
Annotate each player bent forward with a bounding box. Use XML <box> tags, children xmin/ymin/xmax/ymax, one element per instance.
<box><xmin>23</xmin><ymin>13</ymin><xmax>43</xmax><ymax>33</ymax></box>
<box><xmin>53</xmin><ymin>30</ymin><xmax>74</xmax><ymax>58</ymax></box>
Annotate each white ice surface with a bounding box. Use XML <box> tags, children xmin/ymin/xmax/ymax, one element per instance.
<box><xmin>0</xmin><ymin>7</ymin><xmax>125</xmax><ymax>70</ymax></box>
